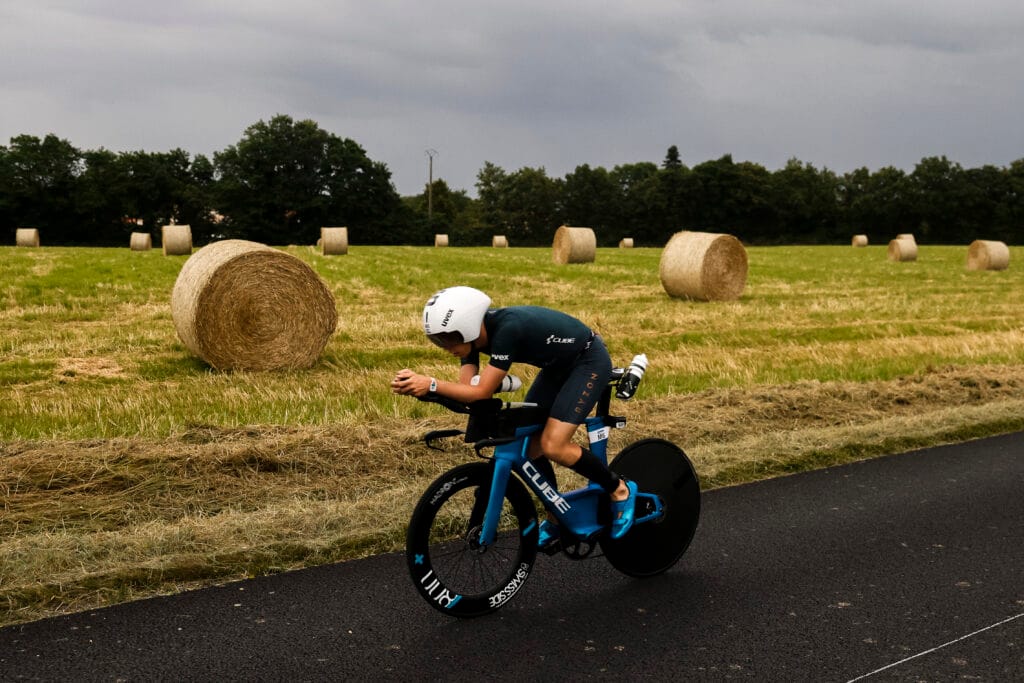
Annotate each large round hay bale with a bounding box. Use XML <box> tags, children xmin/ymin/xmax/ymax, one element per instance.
<box><xmin>659</xmin><ymin>231</ymin><xmax>747</xmax><ymax>301</ymax></box>
<box><xmin>966</xmin><ymin>240</ymin><xmax>1009</xmax><ymax>271</ymax></box>
<box><xmin>162</xmin><ymin>225</ymin><xmax>193</xmax><ymax>255</ymax></box>
<box><xmin>434</xmin><ymin>234</ymin><xmax>449</xmax><ymax>247</ymax></box>
<box><xmin>887</xmin><ymin>238</ymin><xmax>917</xmax><ymax>262</ymax></box>
<box><xmin>619</xmin><ymin>238</ymin><xmax>634</xmax><ymax>248</ymax></box>
<box><xmin>130</xmin><ymin>232</ymin><xmax>152</xmax><ymax>251</ymax></box>
<box><xmin>320</xmin><ymin>227</ymin><xmax>348</xmax><ymax>255</ymax></box>
<box><xmin>15</xmin><ymin>228</ymin><xmax>39</xmax><ymax>247</ymax></box>
<box><xmin>851</xmin><ymin>234</ymin><xmax>868</xmax><ymax>247</ymax></box>
<box><xmin>552</xmin><ymin>225</ymin><xmax>596</xmax><ymax>264</ymax></box>
<box><xmin>170</xmin><ymin>240</ymin><xmax>337</xmax><ymax>371</ymax></box>
<box><xmin>492</xmin><ymin>235</ymin><xmax>508</xmax><ymax>248</ymax></box>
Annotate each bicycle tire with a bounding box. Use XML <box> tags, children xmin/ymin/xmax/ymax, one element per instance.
<box><xmin>406</xmin><ymin>461</ymin><xmax>539</xmax><ymax>617</ymax></box>
<box><xmin>601</xmin><ymin>438</ymin><xmax>701</xmax><ymax>577</ymax></box>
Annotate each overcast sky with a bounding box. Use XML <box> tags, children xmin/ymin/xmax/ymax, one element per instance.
<box><xmin>2</xmin><ymin>1</ymin><xmax>1023</xmax><ymax>196</ymax></box>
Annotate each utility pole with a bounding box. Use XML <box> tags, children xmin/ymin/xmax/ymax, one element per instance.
<box><xmin>425</xmin><ymin>149</ymin><xmax>438</xmax><ymax>224</ymax></box>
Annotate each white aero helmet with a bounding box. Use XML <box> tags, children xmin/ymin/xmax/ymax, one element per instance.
<box><xmin>423</xmin><ymin>286</ymin><xmax>491</xmax><ymax>347</ymax></box>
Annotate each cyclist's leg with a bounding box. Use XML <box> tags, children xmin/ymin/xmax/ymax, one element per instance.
<box><xmin>523</xmin><ymin>367</ymin><xmax>560</xmax><ymax>471</ymax></box>
<box><xmin>539</xmin><ymin>418</ymin><xmax>626</xmax><ymax>499</ymax></box>
<box><xmin>521</xmin><ymin>371</ymin><xmax>564</xmax><ymax>547</ymax></box>
<box><xmin>534</xmin><ymin>337</ymin><xmax>628</xmax><ymax>502</ymax></box>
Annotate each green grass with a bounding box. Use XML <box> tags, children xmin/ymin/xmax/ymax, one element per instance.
<box><xmin>2</xmin><ymin>241</ymin><xmax>1024</xmax><ymax>625</ymax></box>
<box><xmin>2</xmin><ymin>244</ymin><xmax>1023</xmax><ymax>438</ymax></box>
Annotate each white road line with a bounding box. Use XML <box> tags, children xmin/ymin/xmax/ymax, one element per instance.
<box><xmin>845</xmin><ymin>612</ymin><xmax>1024</xmax><ymax>682</ymax></box>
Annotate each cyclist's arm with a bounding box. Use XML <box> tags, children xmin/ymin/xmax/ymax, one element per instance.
<box><xmin>458</xmin><ymin>363</ymin><xmax>477</xmax><ymax>385</ymax></box>
<box><xmin>392</xmin><ymin>364</ymin><xmax>506</xmax><ymax>401</ymax></box>
<box><xmin>437</xmin><ymin>363</ymin><xmax>505</xmax><ymax>401</ymax></box>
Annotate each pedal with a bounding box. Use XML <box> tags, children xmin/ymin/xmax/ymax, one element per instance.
<box><xmin>561</xmin><ymin>539</ymin><xmax>596</xmax><ymax>560</ymax></box>
<box><xmin>538</xmin><ymin>539</ymin><xmax>563</xmax><ymax>556</ymax></box>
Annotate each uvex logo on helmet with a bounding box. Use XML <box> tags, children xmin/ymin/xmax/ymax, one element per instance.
<box><xmin>441</xmin><ymin>309</ymin><xmax>454</xmax><ymax>327</ymax></box>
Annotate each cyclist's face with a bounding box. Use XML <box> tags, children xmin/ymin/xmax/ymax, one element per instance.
<box><xmin>440</xmin><ymin>340</ymin><xmax>473</xmax><ymax>359</ymax></box>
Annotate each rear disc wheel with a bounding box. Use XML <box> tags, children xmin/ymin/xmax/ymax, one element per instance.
<box><xmin>601</xmin><ymin>438</ymin><xmax>701</xmax><ymax>577</ymax></box>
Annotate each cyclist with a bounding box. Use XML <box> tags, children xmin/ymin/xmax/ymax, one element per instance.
<box><xmin>391</xmin><ymin>285</ymin><xmax>637</xmax><ymax>543</ymax></box>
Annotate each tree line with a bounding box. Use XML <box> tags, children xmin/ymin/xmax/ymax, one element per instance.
<box><xmin>2</xmin><ymin>115</ymin><xmax>1022</xmax><ymax>247</ymax></box>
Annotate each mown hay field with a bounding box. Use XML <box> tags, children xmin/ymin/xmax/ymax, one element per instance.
<box><xmin>2</xmin><ymin>243</ymin><xmax>1023</xmax><ymax>625</ymax></box>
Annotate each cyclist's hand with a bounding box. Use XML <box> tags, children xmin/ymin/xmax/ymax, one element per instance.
<box><xmin>391</xmin><ymin>369</ymin><xmax>431</xmax><ymax>397</ymax></box>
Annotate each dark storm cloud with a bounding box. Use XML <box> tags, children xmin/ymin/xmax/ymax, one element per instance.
<box><xmin>2</xmin><ymin>1</ymin><xmax>1022</xmax><ymax>194</ymax></box>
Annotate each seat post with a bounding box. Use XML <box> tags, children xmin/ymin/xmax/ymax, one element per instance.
<box><xmin>596</xmin><ymin>382</ymin><xmax>614</xmax><ymax>417</ymax></box>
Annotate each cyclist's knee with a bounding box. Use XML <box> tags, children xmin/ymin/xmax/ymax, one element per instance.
<box><xmin>539</xmin><ymin>432</ymin><xmax>578</xmax><ymax>464</ymax></box>
<box><xmin>526</xmin><ymin>438</ymin><xmax>543</xmax><ymax>460</ymax></box>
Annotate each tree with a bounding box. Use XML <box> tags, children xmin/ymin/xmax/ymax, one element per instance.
<box><xmin>213</xmin><ymin>115</ymin><xmax>402</xmax><ymax>245</ymax></box>
<box><xmin>497</xmin><ymin>167</ymin><xmax>563</xmax><ymax>245</ymax></box>
<box><xmin>836</xmin><ymin>166</ymin><xmax>870</xmax><ymax>234</ymax></box>
<box><xmin>959</xmin><ymin>165</ymin><xmax>1009</xmax><ymax>242</ymax></box>
<box><xmin>119</xmin><ymin>149</ymin><xmax>196</xmax><ymax>237</ymax></box>
<box><xmin>686</xmin><ymin>155</ymin><xmax>775</xmax><ymax>241</ymax></box>
<box><xmin>838</xmin><ymin>166</ymin><xmax>913</xmax><ymax>241</ymax></box>
<box><xmin>908</xmin><ymin>156</ymin><xmax>965</xmax><ymax>242</ymax></box>
<box><xmin>562</xmin><ymin>164</ymin><xmax>621</xmax><ymax>245</ymax></box>
<box><xmin>610</xmin><ymin>162</ymin><xmax>659</xmax><ymax>242</ymax></box>
<box><xmin>0</xmin><ymin>134</ymin><xmax>81</xmax><ymax>242</ymax></box>
<box><xmin>769</xmin><ymin>158</ymin><xmax>839</xmax><ymax>242</ymax></box>
<box><xmin>650</xmin><ymin>163</ymin><xmax>700</xmax><ymax>244</ymax></box>
<box><xmin>407</xmin><ymin>179</ymin><xmax>480</xmax><ymax>244</ymax></box>
<box><xmin>663</xmin><ymin>145</ymin><xmax>683</xmax><ymax>169</ymax></box>
<box><xmin>475</xmin><ymin>161</ymin><xmax>510</xmax><ymax>235</ymax></box>
<box><xmin>0</xmin><ymin>144</ymin><xmax>10</xmax><ymax>235</ymax></box>
<box><xmin>998</xmin><ymin>159</ymin><xmax>1024</xmax><ymax>243</ymax></box>
<box><xmin>180</xmin><ymin>154</ymin><xmax>218</xmax><ymax>243</ymax></box>
<box><xmin>74</xmin><ymin>148</ymin><xmax>128</xmax><ymax>244</ymax></box>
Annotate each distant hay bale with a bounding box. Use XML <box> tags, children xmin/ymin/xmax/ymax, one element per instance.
<box><xmin>162</xmin><ymin>225</ymin><xmax>192</xmax><ymax>255</ymax></box>
<box><xmin>966</xmin><ymin>240</ymin><xmax>1009</xmax><ymax>271</ymax></box>
<box><xmin>15</xmin><ymin>228</ymin><xmax>39</xmax><ymax>247</ymax></box>
<box><xmin>492</xmin><ymin>235</ymin><xmax>508</xmax><ymax>248</ymax></box>
<box><xmin>659</xmin><ymin>231</ymin><xmax>748</xmax><ymax>301</ymax></box>
<box><xmin>434</xmin><ymin>234</ymin><xmax>449</xmax><ymax>247</ymax></box>
<box><xmin>320</xmin><ymin>227</ymin><xmax>349</xmax><ymax>255</ymax></box>
<box><xmin>130</xmin><ymin>232</ymin><xmax>152</xmax><ymax>251</ymax></box>
<box><xmin>887</xmin><ymin>238</ymin><xmax>918</xmax><ymax>262</ymax></box>
<box><xmin>896</xmin><ymin>233</ymin><xmax>917</xmax><ymax>246</ymax></box>
<box><xmin>619</xmin><ymin>238</ymin><xmax>634</xmax><ymax>248</ymax></box>
<box><xmin>851</xmin><ymin>234</ymin><xmax>868</xmax><ymax>247</ymax></box>
<box><xmin>552</xmin><ymin>225</ymin><xmax>596</xmax><ymax>264</ymax></box>
<box><xmin>170</xmin><ymin>239</ymin><xmax>337</xmax><ymax>371</ymax></box>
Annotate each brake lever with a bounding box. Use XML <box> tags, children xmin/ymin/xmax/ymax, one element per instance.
<box><xmin>473</xmin><ymin>437</ymin><xmax>516</xmax><ymax>458</ymax></box>
<box><xmin>424</xmin><ymin>429</ymin><xmax>466</xmax><ymax>451</ymax></box>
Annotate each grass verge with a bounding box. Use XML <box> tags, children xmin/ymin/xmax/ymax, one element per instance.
<box><xmin>2</xmin><ymin>244</ymin><xmax>1024</xmax><ymax>626</ymax></box>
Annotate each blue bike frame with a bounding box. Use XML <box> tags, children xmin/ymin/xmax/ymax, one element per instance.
<box><xmin>477</xmin><ymin>414</ymin><xmax>664</xmax><ymax>546</ymax></box>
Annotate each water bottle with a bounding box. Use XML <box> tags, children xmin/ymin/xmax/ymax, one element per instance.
<box><xmin>471</xmin><ymin>374</ymin><xmax>523</xmax><ymax>393</ymax></box>
<box><xmin>615</xmin><ymin>354</ymin><xmax>648</xmax><ymax>400</ymax></box>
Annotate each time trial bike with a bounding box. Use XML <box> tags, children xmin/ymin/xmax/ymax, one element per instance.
<box><xmin>404</xmin><ymin>361</ymin><xmax>701</xmax><ymax>617</ymax></box>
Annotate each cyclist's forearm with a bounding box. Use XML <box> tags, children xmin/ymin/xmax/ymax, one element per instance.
<box><xmin>436</xmin><ymin>364</ymin><xmax>505</xmax><ymax>400</ymax></box>
<box><xmin>391</xmin><ymin>369</ymin><xmax>491</xmax><ymax>400</ymax></box>
<box><xmin>433</xmin><ymin>377</ymin><xmax>492</xmax><ymax>402</ymax></box>
<box><xmin>458</xmin><ymin>364</ymin><xmax>478</xmax><ymax>385</ymax></box>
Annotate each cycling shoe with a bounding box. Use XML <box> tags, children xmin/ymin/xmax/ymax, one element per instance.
<box><xmin>610</xmin><ymin>480</ymin><xmax>638</xmax><ymax>540</ymax></box>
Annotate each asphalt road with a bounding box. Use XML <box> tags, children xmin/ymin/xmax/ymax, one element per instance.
<box><xmin>1</xmin><ymin>432</ymin><xmax>1022</xmax><ymax>681</ymax></box>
